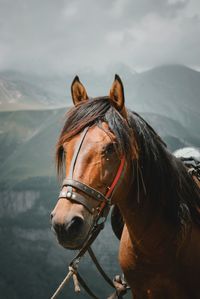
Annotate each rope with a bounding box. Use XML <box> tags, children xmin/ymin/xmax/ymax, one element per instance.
<box><xmin>50</xmin><ymin>220</ymin><xmax>130</xmax><ymax>299</ymax></box>
<box><xmin>50</xmin><ymin>267</ymin><xmax>74</xmax><ymax>299</ymax></box>
<box><xmin>50</xmin><ymin>223</ymin><xmax>104</xmax><ymax>299</ymax></box>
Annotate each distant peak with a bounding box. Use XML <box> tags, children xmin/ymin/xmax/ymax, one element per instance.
<box><xmin>150</xmin><ymin>64</ymin><xmax>198</xmax><ymax>73</ymax></box>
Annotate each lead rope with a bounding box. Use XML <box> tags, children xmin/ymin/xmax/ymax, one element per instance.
<box><xmin>50</xmin><ymin>220</ymin><xmax>130</xmax><ymax>299</ymax></box>
<box><xmin>50</xmin><ymin>222</ymin><xmax>104</xmax><ymax>299</ymax></box>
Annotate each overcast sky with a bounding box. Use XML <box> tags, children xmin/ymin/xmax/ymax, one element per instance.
<box><xmin>0</xmin><ymin>0</ymin><xmax>200</xmax><ymax>75</ymax></box>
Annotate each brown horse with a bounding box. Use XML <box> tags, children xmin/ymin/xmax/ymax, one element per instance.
<box><xmin>51</xmin><ymin>75</ymin><xmax>200</xmax><ymax>299</ymax></box>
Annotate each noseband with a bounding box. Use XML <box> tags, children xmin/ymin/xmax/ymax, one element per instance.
<box><xmin>58</xmin><ymin>125</ymin><xmax>126</xmax><ymax>219</ymax></box>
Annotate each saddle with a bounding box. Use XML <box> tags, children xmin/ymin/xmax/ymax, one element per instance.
<box><xmin>111</xmin><ymin>156</ymin><xmax>200</xmax><ymax>240</ymax></box>
<box><xmin>180</xmin><ymin>156</ymin><xmax>200</xmax><ymax>181</ymax></box>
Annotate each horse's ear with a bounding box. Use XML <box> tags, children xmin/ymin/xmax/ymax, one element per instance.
<box><xmin>109</xmin><ymin>74</ymin><xmax>125</xmax><ymax>111</ymax></box>
<box><xmin>71</xmin><ymin>76</ymin><xmax>88</xmax><ymax>106</ymax></box>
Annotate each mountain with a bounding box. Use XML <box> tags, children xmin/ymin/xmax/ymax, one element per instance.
<box><xmin>143</xmin><ymin>112</ymin><xmax>200</xmax><ymax>151</ymax></box>
<box><xmin>0</xmin><ymin>70</ymin><xmax>67</xmax><ymax>110</ymax></box>
<box><xmin>0</xmin><ymin>176</ymin><xmax>121</xmax><ymax>299</ymax></box>
<box><xmin>1</xmin><ymin>65</ymin><xmax>199</xmax><ymax>139</ymax></box>
<box><xmin>0</xmin><ymin>109</ymin><xmax>64</xmax><ymax>185</ymax></box>
<box><xmin>0</xmin><ymin>107</ymin><xmax>199</xmax><ymax>188</ymax></box>
<box><xmin>0</xmin><ymin>64</ymin><xmax>199</xmax><ymax>299</ymax></box>
<box><xmin>0</xmin><ymin>108</ymin><xmax>65</xmax><ymax>187</ymax></box>
<box><xmin>125</xmin><ymin>65</ymin><xmax>200</xmax><ymax>137</ymax></box>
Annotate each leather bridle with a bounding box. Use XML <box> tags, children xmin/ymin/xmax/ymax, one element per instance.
<box><xmin>58</xmin><ymin>125</ymin><xmax>126</xmax><ymax>222</ymax></box>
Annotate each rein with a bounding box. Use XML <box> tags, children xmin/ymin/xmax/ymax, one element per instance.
<box><xmin>51</xmin><ymin>126</ymin><xmax>129</xmax><ymax>299</ymax></box>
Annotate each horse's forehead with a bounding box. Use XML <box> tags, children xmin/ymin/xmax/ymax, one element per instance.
<box><xmin>64</xmin><ymin>124</ymin><xmax>113</xmax><ymax>150</ymax></box>
<box><xmin>87</xmin><ymin>124</ymin><xmax>113</xmax><ymax>143</ymax></box>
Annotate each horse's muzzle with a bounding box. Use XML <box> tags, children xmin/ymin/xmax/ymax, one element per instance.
<box><xmin>51</xmin><ymin>215</ymin><xmax>87</xmax><ymax>249</ymax></box>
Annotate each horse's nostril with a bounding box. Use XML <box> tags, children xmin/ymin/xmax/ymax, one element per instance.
<box><xmin>66</xmin><ymin>216</ymin><xmax>84</xmax><ymax>234</ymax></box>
<box><xmin>52</xmin><ymin>216</ymin><xmax>84</xmax><ymax>239</ymax></box>
<box><xmin>53</xmin><ymin>223</ymin><xmax>61</xmax><ymax>234</ymax></box>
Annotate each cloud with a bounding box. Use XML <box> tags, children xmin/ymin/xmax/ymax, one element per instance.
<box><xmin>0</xmin><ymin>0</ymin><xmax>199</xmax><ymax>75</ymax></box>
<box><xmin>110</xmin><ymin>0</ymin><xmax>188</xmax><ymax>20</ymax></box>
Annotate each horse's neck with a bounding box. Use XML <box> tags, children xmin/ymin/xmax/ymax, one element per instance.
<box><xmin>118</xmin><ymin>189</ymin><xmax>175</xmax><ymax>257</ymax></box>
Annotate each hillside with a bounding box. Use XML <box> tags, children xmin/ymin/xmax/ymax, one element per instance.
<box><xmin>0</xmin><ymin>64</ymin><xmax>199</xmax><ymax>299</ymax></box>
<box><xmin>0</xmin><ymin>71</ymin><xmax>67</xmax><ymax>110</ymax></box>
<box><xmin>0</xmin><ymin>177</ymin><xmax>121</xmax><ymax>299</ymax></box>
<box><xmin>1</xmin><ymin>66</ymin><xmax>200</xmax><ymax>132</ymax></box>
<box><xmin>0</xmin><ymin>108</ymin><xmax>65</xmax><ymax>185</ymax></box>
<box><xmin>0</xmin><ymin>107</ymin><xmax>199</xmax><ymax>187</ymax></box>
<box><xmin>126</xmin><ymin>65</ymin><xmax>200</xmax><ymax>137</ymax></box>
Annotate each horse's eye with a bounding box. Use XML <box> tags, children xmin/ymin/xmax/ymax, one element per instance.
<box><xmin>104</xmin><ymin>143</ymin><xmax>115</xmax><ymax>156</ymax></box>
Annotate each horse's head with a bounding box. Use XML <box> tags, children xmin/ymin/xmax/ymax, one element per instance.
<box><xmin>51</xmin><ymin>75</ymin><xmax>137</xmax><ymax>249</ymax></box>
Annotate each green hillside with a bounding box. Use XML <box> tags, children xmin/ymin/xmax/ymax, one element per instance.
<box><xmin>0</xmin><ymin>104</ymin><xmax>199</xmax><ymax>187</ymax></box>
<box><xmin>0</xmin><ymin>108</ymin><xmax>65</xmax><ymax>184</ymax></box>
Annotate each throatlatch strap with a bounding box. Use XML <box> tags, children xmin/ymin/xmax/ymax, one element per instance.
<box><xmin>106</xmin><ymin>156</ymin><xmax>126</xmax><ymax>198</ymax></box>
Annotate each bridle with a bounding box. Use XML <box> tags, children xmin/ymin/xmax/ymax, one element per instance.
<box><xmin>52</xmin><ymin>125</ymin><xmax>129</xmax><ymax>299</ymax></box>
<box><xmin>58</xmin><ymin>125</ymin><xmax>126</xmax><ymax>223</ymax></box>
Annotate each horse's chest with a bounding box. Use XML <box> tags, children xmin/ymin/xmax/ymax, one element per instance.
<box><xmin>119</xmin><ymin>226</ymin><xmax>189</xmax><ymax>298</ymax></box>
<box><xmin>119</xmin><ymin>225</ymin><xmax>173</xmax><ymax>273</ymax></box>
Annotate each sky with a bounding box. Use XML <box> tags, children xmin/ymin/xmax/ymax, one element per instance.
<box><xmin>0</xmin><ymin>0</ymin><xmax>200</xmax><ymax>75</ymax></box>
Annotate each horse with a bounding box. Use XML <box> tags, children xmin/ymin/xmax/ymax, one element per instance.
<box><xmin>51</xmin><ymin>75</ymin><xmax>200</xmax><ymax>299</ymax></box>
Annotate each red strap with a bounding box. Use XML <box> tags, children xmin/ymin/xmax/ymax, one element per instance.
<box><xmin>106</xmin><ymin>156</ymin><xmax>126</xmax><ymax>198</ymax></box>
<box><xmin>97</xmin><ymin>156</ymin><xmax>125</xmax><ymax>216</ymax></box>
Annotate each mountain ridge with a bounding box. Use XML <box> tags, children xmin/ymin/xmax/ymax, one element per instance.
<box><xmin>0</xmin><ymin>107</ymin><xmax>199</xmax><ymax>185</ymax></box>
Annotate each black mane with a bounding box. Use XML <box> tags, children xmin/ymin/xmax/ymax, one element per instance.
<box><xmin>128</xmin><ymin>111</ymin><xmax>200</xmax><ymax>236</ymax></box>
<box><xmin>56</xmin><ymin>97</ymin><xmax>200</xmax><ymax>237</ymax></box>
